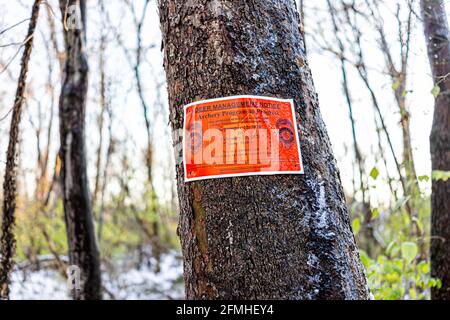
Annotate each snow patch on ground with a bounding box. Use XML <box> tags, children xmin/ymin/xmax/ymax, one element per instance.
<box><xmin>10</xmin><ymin>269</ymin><xmax>70</xmax><ymax>300</ymax></box>
<box><xmin>10</xmin><ymin>251</ymin><xmax>184</xmax><ymax>300</ymax></box>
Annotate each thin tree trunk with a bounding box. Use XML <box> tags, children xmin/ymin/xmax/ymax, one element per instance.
<box><xmin>343</xmin><ymin>6</ymin><xmax>416</xmax><ymax>219</ymax></box>
<box><xmin>93</xmin><ymin>28</ymin><xmax>107</xmax><ymax>206</ymax></box>
<box><xmin>132</xmin><ymin>0</ymin><xmax>162</xmax><ymax>271</ymax></box>
<box><xmin>58</xmin><ymin>0</ymin><xmax>101</xmax><ymax>300</ymax></box>
<box><xmin>104</xmin><ymin>0</ymin><xmax>163</xmax><ymax>266</ymax></box>
<box><xmin>33</xmin><ymin>36</ymin><xmax>56</xmax><ymax>203</ymax></box>
<box><xmin>327</xmin><ymin>0</ymin><xmax>373</xmax><ymax>254</ymax></box>
<box><xmin>96</xmin><ymin>0</ymin><xmax>111</xmax><ymax>244</ymax></box>
<box><xmin>374</xmin><ymin>115</ymin><xmax>397</xmax><ymax>200</ymax></box>
<box><xmin>0</xmin><ymin>0</ymin><xmax>42</xmax><ymax>300</ymax></box>
<box><xmin>46</xmin><ymin>2</ymin><xmax>64</xmax><ymax>73</ymax></box>
<box><xmin>371</xmin><ymin>1</ymin><xmax>419</xmax><ymax>198</ymax></box>
<box><xmin>97</xmin><ymin>104</ymin><xmax>113</xmax><ymax>243</ymax></box>
<box><xmin>158</xmin><ymin>0</ymin><xmax>369</xmax><ymax>299</ymax></box>
<box><xmin>297</xmin><ymin>0</ymin><xmax>306</xmax><ymax>52</ymax></box>
<box><xmin>420</xmin><ymin>0</ymin><xmax>450</xmax><ymax>300</ymax></box>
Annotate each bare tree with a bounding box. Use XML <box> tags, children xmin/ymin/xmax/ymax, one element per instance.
<box><xmin>58</xmin><ymin>0</ymin><xmax>101</xmax><ymax>300</ymax></box>
<box><xmin>116</xmin><ymin>0</ymin><xmax>162</xmax><ymax>270</ymax></box>
<box><xmin>365</xmin><ymin>0</ymin><xmax>419</xmax><ymax>196</ymax></box>
<box><xmin>0</xmin><ymin>0</ymin><xmax>43</xmax><ymax>300</ymax></box>
<box><xmin>158</xmin><ymin>0</ymin><xmax>369</xmax><ymax>299</ymax></box>
<box><xmin>101</xmin><ymin>0</ymin><xmax>163</xmax><ymax>267</ymax></box>
<box><xmin>92</xmin><ymin>2</ymin><xmax>108</xmax><ymax>206</ymax></box>
<box><xmin>420</xmin><ymin>0</ymin><xmax>450</xmax><ymax>300</ymax></box>
<box><xmin>326</xmin><ymin>0</ymin><xmax>374</xmax><ymax>253</ymax></box>
<box><xmin>339</xmin><ymin>2</ymin><xmax>419</xmax><ymax>232</ymax></box>
<box><xmin>310</xmin><ymin>1</ymin><xmax>408</xmax><ymax>204</ymax></box>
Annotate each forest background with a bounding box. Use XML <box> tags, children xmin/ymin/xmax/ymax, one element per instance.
<box><xmin>0</xmin><ymin>0</ymin><xmax>446</xmax><ymax>299</ymax></box>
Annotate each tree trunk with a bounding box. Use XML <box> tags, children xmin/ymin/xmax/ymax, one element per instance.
<box><xmin>420</xmin><ymin>0</ymin><xmax>450</xmax><ymax>300</ymax></box>
<box><xmin>158</xmin><ymin>0</ymin><xmax>369</xmax><ymax>299</ymax></box>
<box><xmin>0</xmin><ymin>0</ymin><xmax>42</xmax><ymax>300</ymax></box>
<box><xmin>327</xmin><ymin>0</ymin><xmax>374</xmax><ymax>255</ymax></box>
<box><xmin>58</xmin><ymin>0</ymin><xmax>101</xmax><ymax>300</ymax></box>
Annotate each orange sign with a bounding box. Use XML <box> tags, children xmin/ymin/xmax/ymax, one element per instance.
<box><xmin>183</xmin><ymin>95</ymin><xmax>304</xmax><ymax>182</ymax></box>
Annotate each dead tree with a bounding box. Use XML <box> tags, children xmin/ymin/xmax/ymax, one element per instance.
<box><xmin>341</xmin><ymin>3</ymin><xmax>419</xmax><ymax>229</ymax></box>
<box><xmin>326</xmin><ymin>0</ymin><xmax>374</xmax><ymax>253</ymax></box>
<box><xmin>58</xmin><ymin>0</ymin><xmax>101</xmax><ymax>300</ymax></box>
<box><xmin>103</xmin><ymin>0</ymin><xmax>162</xmax><ymax>267</ymax></box>
<box><xmin>364</xmin><ymin>0</ymin><xmax>419</xmax><ymax>196</ymax></box>
<box><xmin>420</xmin><ymin>0</ymin><xmax>450</xmax><ymax>300</ymax></box>
<box><xmin>92</xmin><ymin>1</ymin><xmax>108</xmax><ymax>207</ymax></box>
<box><xmin>158</xmin><ymin>0</ymin><xmax>369</xmax><ymax>299</ymax></box>
<box><xmin>0</xmin><ymin>0</ymin><xmax>42</xmax><ymax>300</ymax></box>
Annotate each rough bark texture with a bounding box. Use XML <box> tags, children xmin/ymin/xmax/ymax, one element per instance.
<box><xmin>420</xmin><ymin>0</ymin><xmax>450</xmax><ymax>300</ymax></box>
<box><xmin>0</xmin><ymin>0</ymin><xmax>42</xmax><ymax>299</ymax></box>
<box><xmin>158</xmin><ymin>0</ymin><xmax>369</xmax><ymax>299</ymax></box>
<box><xmin>58</xmin><ymin>0</ymin><xmax>101</xmax><ymax>300</ymax></box>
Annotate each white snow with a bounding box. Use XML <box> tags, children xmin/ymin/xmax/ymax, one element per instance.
<box><xmin>10</xmin><ymin>251</ymin><xmax>185</xmax><ymax>300</ymax></box>
<box><xmin>316</xmin><ymin>183</ymin><xmax>329</xmax><ymax>229</ymax></box>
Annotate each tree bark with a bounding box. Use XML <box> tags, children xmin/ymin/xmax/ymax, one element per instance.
<box><xmin>420</xmin><ymin>0</ymin><xmax>450</xmax><ymax>300</ymax></box>
<box><xmin>0</xmin><ymin>0</ymin><xmax>42</xmax><ymax>300</ymax></box>
<box><xmin>58</xmin><ymin>0</ymin><xmax>101</xmax><ymax>300</ymax></box>
<box><xmin>158</xmin><ymin>0</ymin><xmax>369</xmax><ymax>299</ymax></box>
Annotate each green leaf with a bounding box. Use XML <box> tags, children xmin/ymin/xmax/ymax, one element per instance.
<box><xmin>409</xmin><ymin>288</ymin><xmax>417</xmax><ymax>299</ymax></box>
<box><xmin>370</xmin><ymin>167</ymin><xmax>379</xmax><ymax>180</ymax></box>
<box><xmin>358</xmin><ymin>250</ymin><xmax>371</xmax><ymax>268</ymax></box>
<box><xmin>417</xmin><ymin>261</ymin><xmax>430</xmax><ymax>274</ymax></box>
<box><xmin>418</xmin><ymin>175</ymin><xmax>429</xmax><ymax>182</ymax></box>
<box><xmin>371</xmin><ymin>208</ymin><xmax>379</xmax><ymax>220</ymax></box>
<box><xmin>392</xmin><ymin>80</ymin><xmax>401</xmax><ymax>91</ymax></box>
<box><xmin>352</xmin><ymin>218</ymin><xmax>361</xmax><ymax>235</ymax></box>
<box><xmin>401</xmin><ymin>242</ymin><xmax>418</xmax><ymax>264</ymax></box>
<box><xmin>386</xmin><ymin>241</ymin><xmax>397</xmax><ymax>256</ymax></box>
<box><xmin>432</xmin><ymin>170</ymin><xmax>450</xmax><ymax>182</ymax></box>
<box><xmin>431</xmin><ymin>85</ymin><xmax>441</xmax><ymax>98</ymax></box>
